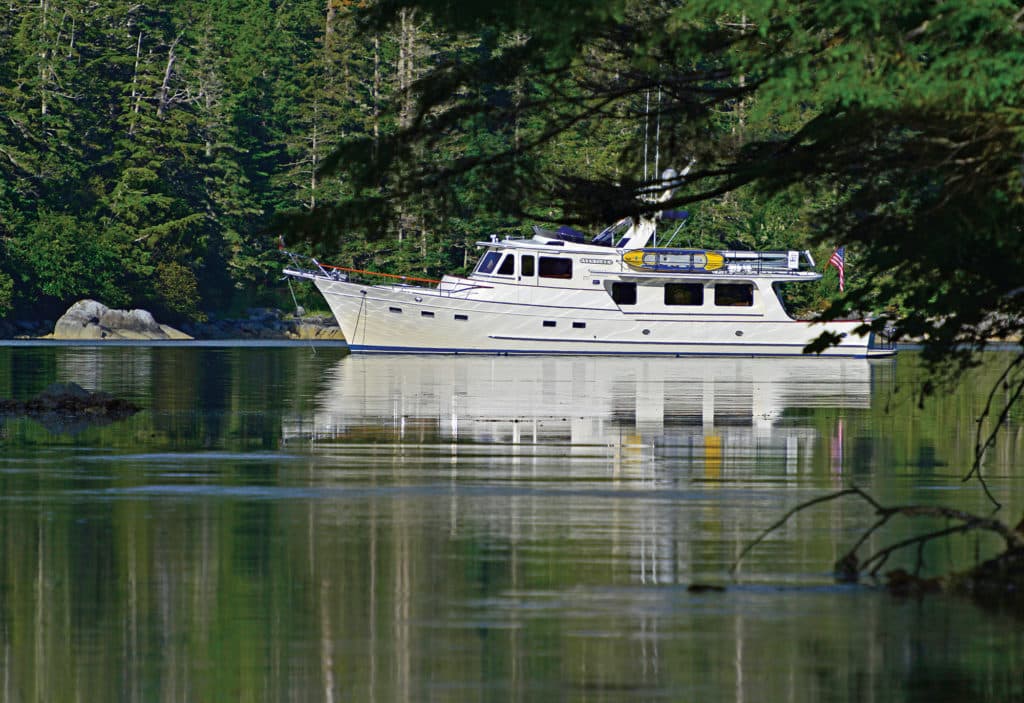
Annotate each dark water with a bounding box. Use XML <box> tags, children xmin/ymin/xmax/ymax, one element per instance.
<box><xmin>1</xmin><ymin>345</ymin><xmax>1023</xmax><ymax>702</ymax></box>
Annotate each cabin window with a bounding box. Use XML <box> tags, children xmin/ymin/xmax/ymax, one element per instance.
<box><xmin>389</xmin><ymin>306</ymin><xmax>402</xmax><ymax>313</ymax></box>
<box><xmin>539</xmin><ymin>257</ymin><xmax>572</xmax><ymax>279</ymax></box>
<box><xmin>521</xmin><ymin>255</ymin><xmax>535</xmax><ymax>277</ymax></box>
<box><xmin>475</xmin><ymin>251</ymin><xmax>501</xmax><ymax>274</ymax></box>
<box><xmin>611</xmin><ymin>282</ymin><xmax>637</xmax><ymax>305</ymax></box>
<box><xmin>421</xmin><ymin>310</ymin><xmax>434</xmax><ymax>318</ymax></box>
<box><xmin>715</xmin><ymin>283</ymin><xmax>754</xmax><ymax>307</ymax></box>
<box><xmin>454</xmin><ymin>314</ymin><xmax>469</xmax><ymax>321</ymax></box>
<box><xmin>497</xmin><ymin>254</ymin><xmax>515</xmax><ymax>275</ymax></box>
<box><xmin>543</xmin><ymin>320</ymin><xmax>556</xmax><ymax>327</ymax></box>
<box><xmin>665</xmin><ymin>283</ymin><xmax>704</xmax><ymax>306</ymax></box>
<box><xmin>573</xmin><ymin>321</ymin><xmax>586</xmax><ymax>329</ymax></box>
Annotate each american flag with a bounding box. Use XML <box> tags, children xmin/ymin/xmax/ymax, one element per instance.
<box><xmin>828</xmin><ymin>246</ymin><xmax>845</xmax><ymax>291</ymax></box>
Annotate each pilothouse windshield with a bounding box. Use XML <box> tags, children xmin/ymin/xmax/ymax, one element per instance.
<box><xmin>474</xmin><ymin>251</ymin><xmax>501</xmax><ymax>274</ymax></box>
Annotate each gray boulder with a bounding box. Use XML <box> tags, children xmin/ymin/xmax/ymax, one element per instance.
<box><xmin>53</xmin><ymin>299</ymin><xmax>191</xmax><ymax>340</ymax></box>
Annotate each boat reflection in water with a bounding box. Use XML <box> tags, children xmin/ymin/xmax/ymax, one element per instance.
<box><xmin>284</xmin><ymin>354</ymin><xmax>889</xmax><ymax>478</ymax></box>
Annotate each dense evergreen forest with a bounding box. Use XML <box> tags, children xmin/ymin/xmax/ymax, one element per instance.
<box><xmin>3</xmin><ymin>0</ymin><xmax>1023</xmax><ymax>359</ymax></box>
<box><xmin>0</xmin><ymin>0</ymin><xmax>395</xmax><ymax>322</ymax></box>
<box><xmin>0</xmin><ymin>0</ymin><xmax>851</xmax><ymax>325</ymax></box>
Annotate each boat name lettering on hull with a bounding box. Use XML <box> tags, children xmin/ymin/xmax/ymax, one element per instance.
<box><xmin>581</xmin><ymin>258</ymin><xmax>613</xmax><ymax>265</ymax></box>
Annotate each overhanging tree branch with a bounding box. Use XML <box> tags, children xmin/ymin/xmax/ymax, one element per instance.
<box><xmin>732</xmin><ymin>487</ymin><xmax>1024</xmax><ymax>583</ymax></box>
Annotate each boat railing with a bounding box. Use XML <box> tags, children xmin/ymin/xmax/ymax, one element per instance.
<box><xmin>282</xmin><ymin>251</ymin><xmax>492</xmax><ymax>295</ymax></box>
<box><xmin>717</xmin><ymin>250</ymin><xmax>814</xmax><ymax>275</ymax></box>
<box><xmin>318</xmin><ymin>263</ymin><xmax>444</xmax><ymax>286</ymax></box>
<box><xmin>281</xmin><ymin>250</ymin><xmax>349</xmax><ymax>281</ymax></box>
<box><xmin>719</xmin><ymin>263</ymin><xmax>806</xmax><ymax>276</ymax></box>
<box><xmin>318</xmin><ymin>265</ymin><xmax>494</xmax><ymax>295</ymax></box>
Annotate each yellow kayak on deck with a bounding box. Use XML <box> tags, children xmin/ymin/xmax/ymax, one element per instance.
<box><xmin>622</xmin><ymin>249</ymin><xmax>725</xmax><ymax>272</ymax></box>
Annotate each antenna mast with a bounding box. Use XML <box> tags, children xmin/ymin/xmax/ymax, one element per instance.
<box><xmin>654</xmin><ymin>87</ymin><xmax>661</xmax><ymax>180</ymax></box>
<box><xmin>643</xmin><ymin>91</ymin><xmax>650</xmax><ymax>182</ymax></box>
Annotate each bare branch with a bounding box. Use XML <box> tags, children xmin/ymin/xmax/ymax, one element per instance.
<box><xmin>965</xmin><ymin>350</ymin><xmax>1024</xmax><ymax>509</ymax></box>
<box><xmin>730</xmin><ymin>487</ymin><xmax>875</xmax><ymax>575</ymax></box>
<box><xmin>861</xmin><ymin>521</ymin><xmax>986</xmax><ymax>577</ymax></box>
<box><xmin>733</xmin><ymin>487</ymin><xmax>1024</xmax><ymax>582</ymax></box>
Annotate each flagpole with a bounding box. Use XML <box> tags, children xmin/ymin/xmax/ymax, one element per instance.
<box><xmin>826</xmin><ymin>245</ymin><xmax>846</xmax><ymax>292</ymax></box>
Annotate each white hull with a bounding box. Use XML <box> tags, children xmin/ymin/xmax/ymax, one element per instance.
<box><xmin>312</xmin><ymin>277</ymin><xmax>890</xmax><ymax>358</ymax></box>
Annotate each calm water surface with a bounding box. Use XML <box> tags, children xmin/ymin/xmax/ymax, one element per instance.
<box><xmin>1</xmin><ymin>345</ymin><xmax>1023</xmax><ymax>702</ymax></box>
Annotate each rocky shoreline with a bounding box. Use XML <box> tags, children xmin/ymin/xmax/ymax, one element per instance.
<box><xmin>181</xmin><ymin>308</ymin><xmax>345</xmax><ymax>341</ymax></box>
<box><xmin>0</xmin><ymin>299</ymin><xmax>345</xmax><ymax>342</ymax></box>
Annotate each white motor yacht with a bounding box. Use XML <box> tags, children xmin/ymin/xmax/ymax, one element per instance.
<box><xmin>285</xmin><ymin>214</ymin><xmax>895</xmax><ymax>357</ymax></box>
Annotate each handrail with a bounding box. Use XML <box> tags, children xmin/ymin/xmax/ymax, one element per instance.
<box><xmin>317</xmin><ymin>263</ymin><xmax>494</xmax><ymax>291</ymax></box>
<box><xmin>318</xmin><ymin>263</ymin><xmax>444</xmax><ymax>285</ymax></box>
<box><xmin>282</xmin><ymin>245</ymin><xmax>491</xmax><ymax>291</ymax></box>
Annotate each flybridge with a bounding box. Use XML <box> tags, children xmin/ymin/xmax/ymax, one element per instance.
<box><xmin>477</xmin><ymin>221</ymin><xmax>818</xmax><ymax>278</ymax></box>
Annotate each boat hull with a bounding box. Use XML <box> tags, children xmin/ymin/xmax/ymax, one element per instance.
<box><xmin>313</xmin><ymin>278</ymin><xmax>894</xmax><ymax>358</ymax></box>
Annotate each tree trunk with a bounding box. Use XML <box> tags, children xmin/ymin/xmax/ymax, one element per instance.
<box><xmin>372</xmin><ymin>36</ymin><xmax>380</xmax><ymax>156</ymax></box>
<box><xmin>326</xmin><ymin>0</ymin><xmax>336</xmax><ymax>40</ymax></box>
<box><xmin>396</xmin><ymin>9</ymin><xmax>419</xmax><ymax>243</ymax></box>
<box><xmin>38</xmin><ymin>0</ymin><xmax>49</xmax><ymax>116</ymax></box>
<box><xmin>397</xmin><ymin>7</ymin><xmax>417</xmax><ymax>130</ymax></box>
<box><xmin>157</xmin><ymin>38</ymin><xmax>179</xmax><ymax>118</ymax></box>
<box><xmin>309</xmin><ymin>112</ymin><xmax>319</xmax><ymax>211</ymax></box>
<box><xmin>128</xmin><ymin>30</ymin><xmax>143</xmax><ymax>135</ymax></box>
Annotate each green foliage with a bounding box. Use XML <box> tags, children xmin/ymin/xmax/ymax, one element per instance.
<box><xmin>155</xmin><ymin>261</ymin><xmax>207</xmax><ymax>323</ymax></box>
<box><xmin>8</xmin><ymin>211</ymin><xmax>129</xmax><ymax>308</ymax></box>
<box><xmin>0</xmin><ymin>272</ymin><xmax>13</xmax><ymax>317</ymax></box>
<box><xmin>0</xmin><ymin>0</ymin><xmax>336</xmax><ymax>319</ymax></box>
